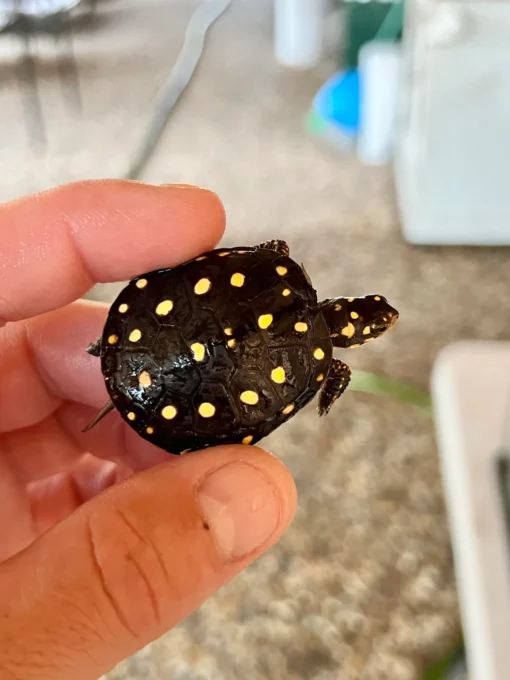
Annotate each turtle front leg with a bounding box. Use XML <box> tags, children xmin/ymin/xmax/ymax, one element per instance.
<box><xmin>86</xmin><ymin>337</ymin><xmax>102</xmax><ymax>357</ymax></box>
<box><xmin>318</xmin><ymin>358</ymin><xmax>351</xmax><ymax>416</ymax></box>
<box><xmin>256</xmin><ymin>240</ymin><xmax>289</xmax><ymax>257</ymax></box>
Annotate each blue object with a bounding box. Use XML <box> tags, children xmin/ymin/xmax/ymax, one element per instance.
<box><xmin>306</xmin><ymin>68</ymin><xmax>360</xmax><ymax>149</ymax></box>
<box><xmin>313</xmin><ymin>68</ymin><xmax>360</xmax><ymax>133</ymax></box>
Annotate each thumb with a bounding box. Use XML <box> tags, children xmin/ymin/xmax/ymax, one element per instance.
<box><xmin>0</xmin><ymin>445</ymin><xmax>296</xmax><ymax>680</ymax></box>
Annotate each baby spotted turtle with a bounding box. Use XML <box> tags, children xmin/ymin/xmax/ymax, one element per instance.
<box><xmin>84</xmin><ymin>240</ymin><xmax>398</xmax><ymax>454</ymax></box>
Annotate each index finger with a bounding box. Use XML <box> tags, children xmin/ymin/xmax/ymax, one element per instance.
<box><xmin>0</xmin><ymin>180</ymin><xmax>225</xmax><ymax>323</ymax></box>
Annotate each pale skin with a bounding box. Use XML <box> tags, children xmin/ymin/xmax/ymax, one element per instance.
<box><xmin>0</xmin><ymin>180</ymin><xmax>297</xmax><ymax>680</ymax></box>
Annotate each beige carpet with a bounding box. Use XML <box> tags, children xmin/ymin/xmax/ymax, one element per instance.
<box><xmin>4</xmin><ymin>0</ymin><xmax>510</xmax><ymax>677</ymax></box>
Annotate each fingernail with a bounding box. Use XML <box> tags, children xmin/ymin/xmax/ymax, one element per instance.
<box><xmin>160</xmin><ymin>183</ymin><xmax>209</xmax><ymax>190</ymax></box>
<box><xmin>196</xmin><ymin>462</ymin><xmax>280</xmax><ymax>561</ymax></box>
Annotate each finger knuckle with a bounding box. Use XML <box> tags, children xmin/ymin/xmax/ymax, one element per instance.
<box><xmin>86</xmin><ymin>507</ymin><xmax>172</xmax><ymax>639</ymax></box>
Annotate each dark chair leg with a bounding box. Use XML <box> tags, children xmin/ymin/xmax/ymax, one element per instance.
<box><xmin>53</xmin><ymin>11</ymin><xmax>82</xmax><ymax>113</ymax></box>
<box><xmin>16</xmin><ymin>17</ymin><xmax>46</xmax><ymax>149</ymax></box>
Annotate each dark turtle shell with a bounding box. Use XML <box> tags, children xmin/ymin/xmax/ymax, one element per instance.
<box><xmin>99</xmin><ymin>245</ymin><xmax>333</xmax><ymax>454</ymax></box>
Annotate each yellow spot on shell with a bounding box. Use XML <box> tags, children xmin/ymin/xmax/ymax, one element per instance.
<box><xmin>224</xmin><ymin>327</ymin><xmax>233</xmax><ymax>336</ymax></box>
<box><xmin>276</xmin><ymin>266</ymin><xmax>288</xmax><ymax>276</ymax></box>
<box><xmin>374</xmin><ymin>296</ymin><xmax>381</xmax><ymax>301</ymax></box>
<box><xmin>295</xmin><ymin>322</ymin><xmax>308</xmax><ymax>333</ymax></box>
<box><xmin>195</xmin><ymin>255</ymin><xmax>207</xmax><ymax>261</ymax></box>
<box><xmin>156</xmin><ymin>300</ymin><xmax>173</xmax><ymax>316</ymax></box>
<box><xmin>348</xmin><ymin>297</ymin><xmax>354</xmax><ymax>302</ymax></box>
<box><xmin>236</xmin><ymin>250</ymin><xmax>248</xmax><ymax>254</ymax></box>
<box><xmin>107</xmin><ymin>334</ymin><xmax>118</xmax><ymax>345</ymax></box>
<box><xmin>227</xmin><ymin>339</ymin><xmax>237</xmax><ymax>348</ymax></box>
<box><xmin>129</xmin><ymin>329</ymin><xmax>142</xmax><ymax>342</ymax></box>
<box><xmin>139</xmin><ymin>371</ymin><xmax>152</xmax><ymax>387</ymax></box>
<box><xmin>118</xmin><ymin>304</ymin><xmax>128</xmax><ymax>313</ymax></box>
<box><xmin>282</xmin><ymin>403</ymin><xmax>295</xmax><ymax>415</ymax></box>
<box><xmin>317</xmin><ymin>374</ymin><xmax>324</xmax><ymax>382</ymax></box>
<box><xmin>194</xmin><ymin>278</ymin><xmax>211</xmax><ymax>295</ymax></box>
<box><xmin>363</xmin><ymin>326</ymin><xmax>371</xmax><ymax>335</ymax></box>
<box><xmin>230</xmin><ymin>273</ymin><xmax>245</xmax><ymax>287</ymax></box>
<box><xmin>242</xmin><ymin>435</ymin><xmax>253</xmax><ymax>445</ymax></box>
<box><xmin>314</xmin><ymin>347</ymin><xmax>325</xmax><ymax>360</ymax></box>
<box><xmin>258</xmin><ymin>314</ymin><xmax>273</xmax><ymax>329</ymax></box>
<box><xmin>271</xmin><ymin>366</ymin><xmax>286</xmax><ymax>384</ymax></box>
<box><xmin>191</xmin><ymin>342</ymin><xmax>205</xmax><ymax>362</ymax></box>
<box><xmin>350</xmin><ymin>311</ymin><xmax>359</xmax><ymax>320</ymax></box>
<box><xmin>161</xmin><ymin>405</ymin><xmax>177</xmax><ymax>420</ymax></box>
<box><xmin>349</xmin><ymin>343</ymin><xmax>361</xmax><ymax>348</ymax></box>
<box><xmin>218</xmin><ymin>251</ymin><xmax>230</xmax><ymax>257</ymax></box>
<box><xmin>341</xmin><ymin>323</ymin><xmax>355</xmax><ymax>339</ymax></box>
<box><xmin>241</xmin><ymin>390</ymin><xmax>259</xmax><ymax>405</ymax></box>
<box><xmin>334</xmin><ymin>304</ymin><xmax>342</xmax><ymax>311</ymax></box>
<box><xmin>198</xmin><ymin>402</ymin><xmax>215</xmax><ymax>418</ymax></box>
<box><xmin>127</xmin><ymin>412</ymin><xmax>136</xmax><ymax>421</ymax></box>
<box><xmin>282</xmin><ymin>288</ymin><xmax>291</xmax><ymax>297</ymax></box>
<box><xmin>136</xmin><ymin>279</ymin><xmax>148</xmax><ymax>289</ymax></box>
<box><xmin>146</xmin><ymin>426</ymin><xmax>154</xmax><ymax>435</ymax></box>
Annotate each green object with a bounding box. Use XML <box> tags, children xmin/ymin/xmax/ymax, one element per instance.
<box><xmin>342</xmin><ymin>0</ymin><xmax>404</xmax><ymax>68</ymax></box>
<box><xmin>421</xmin><ymin>642</ymin><xmax>466</xmax><ymax>680</ymax></box>
<box><xmin>350</xmin><ymin>369</ymin><xmax>432</xmax><ymax>415</ymax></box>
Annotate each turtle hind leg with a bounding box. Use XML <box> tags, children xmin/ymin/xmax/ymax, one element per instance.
<box><xmin>318</xmin><ymin>358</ymin><xmax>351</xmax><ymax>416</ymax></box>
<box><xmin>86</xmin><ymin>337</ymin><xmax>102</xmax><ymax>357</ymax></box>
<box><xmin>256</xmin><ymin>240</ymin><xmax>289</xmax><ymax>257</ymax></box>
<box><xmin>82</xmin><ymin>401</ymin><xmax>115</xmax><ymax>432</ymax></box>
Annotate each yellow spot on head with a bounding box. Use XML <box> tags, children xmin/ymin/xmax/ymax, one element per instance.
<box><xmin>314</xmin><ymin>347</ymin><xmax>325</xmax><ymax>360</ymax></box>
<box><xmin>146</xmin><ymin>426</ymin><xmax>154</xmax><ymax>435</ymax></box>
<box><xmin>276</xmin><ymin>266</ymin><xmax>288</xmax><ymax>276</ymax></box>
<box><xmin>198</xmin><ymin>402</ymin><xmax>216</xmax><ymax>418</ymax></box>
<box><xmin>341</xmin><ymin>322</ymin><xmax>355</xmax><ymax>339</ymax></box>
<box><xmin>224</xmin><ymin>327</ymin><xmax>233</xmax><ymax>336</ymax></box>
<box><xmin>136</xmin><ymin>278</ymin><xmax>148</xmax><ymax>289</ymax></box>
<box><xmin>191</xmin><ymin>342</ymin><xmax>205</xmax><ymax>362</ymax></box>
<box><xmin>118</xmin><ymin>303</ymin><xmax>128</xmax><ymax>313</ymax></box>
<box><xmin>194</xmin><ymin>278</ymin><xmax>211</xmax><ymax>295</ymax></box>
<box><xmin>317</xmin><ymin>374</ymin><xmax>324</xmax><ymax>382</ymax></box>
<box><xmin>139</xmin><ymin>371</ymin><xmax>152</xmax><ymax>387</ymax></box>
<box><xmin>282</xmin><ymin>403</ymin><xmax>295</xmax><ymax>415</ymax></box>
<box><xmin>241</xmin><ymin>390</ymin><xmax>259</xmax><ymax>405</ymax></box>
<box><xmin>242</xmin><ymin>435</ymin><xmax>253</xmax><ymax>445</ymax></box>
<box><xmin>350</xmin><ymin>311</ymin><xmax>359</xmax><ymax>320</ymax></box>
<box><xmin>363</xmin><ymin>326</ymin><xmax>371</xmax><ymax>336</ymax></box>
<box><xmin>127</xmin><ymin>412</ymin><xmax>136</xmax><ymax>421</ymax></box>
<box><xmin>107</xmin><ymin>334</ymin><xmax>118</xmax><ymax>345</ymax></box>
<box><xmin>374</xmin><ymin>296</ymin><xmax>381</xmax><ymax>301</ymax></box>
<box><xmin>282</xmin><ymin>288</ymin><xmax>291</xmax><ymax>297</ymax></box>
<box><xmin>156</xmin><ymin>300</ymin><xmax>173</xmax><ymax>316</ymax></box>
<box><xmin>161</xmin><ymin>405</ymin><xmax>177</xmax><ymax>420</ymax></box>
<box><xmin>294</xmin><ymin>322</ymin><xmax>308</xmax><ymax>333</ymax></box>
<box><xmin>129</xmin><ymin>329</ymin><xmax>142</xmax><ymax>342</ymax></box>
<box><xmin>271</xmin><ymin>366</ymin><xmax>286</xmax><ymax>384</ymax></box>
<box><xmin>227</xmin><ymin>339</ymin><xmax>237</xmax><ymax>349</ymax></box>
<box><xmin>258</xmin><ymin>314</ymin><xmax>273</xmax><ymax>329</ymax></box>
<box><xmin>230</xmin><ymin>273</ymin><xmax>245</xmax><ymax>287</ymax></box>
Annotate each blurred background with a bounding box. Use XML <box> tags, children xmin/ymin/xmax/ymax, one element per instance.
<box><xmin>2</xmin><ymin>0</ymin><xmax>510</xmax><ymax>678</ymax></box>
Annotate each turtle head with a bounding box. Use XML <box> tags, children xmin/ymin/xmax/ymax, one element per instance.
<box><xmin>321</xmin><ymin>295</ymin><xmax>399</xmax><ymax>349</ymax></box>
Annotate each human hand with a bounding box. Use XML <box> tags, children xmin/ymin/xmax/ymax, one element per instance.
<box><xmin>0</xmin><ymin>180</ymin><xmax>297</xmax><ymax>680</ymax></box>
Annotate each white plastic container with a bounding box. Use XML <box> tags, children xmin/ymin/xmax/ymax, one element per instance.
<box><xmin>394</xmin><ymin>0</ymin><xmax>510</xmax><ymax>245</ymax></box>
<box><xmin>357</xmin><ymin>41</ymin><xmax>402</xmax><ymax>165</ymax></box>
<box><xmin>273</xmin><ymin>0</ymin><xmax>327</xmax><ymax>69</ymax></box>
